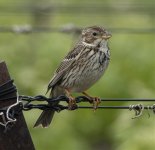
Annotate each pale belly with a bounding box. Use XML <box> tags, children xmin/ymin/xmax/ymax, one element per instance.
<box><xmin>61</xmin><ymin>50</ymin><xmax>110</xmax><ymax>92</ymax></box>
<box><xmin>71</xmin><ymin>60</ymin><xmax>109</xmax><ymax>92</ymax></box>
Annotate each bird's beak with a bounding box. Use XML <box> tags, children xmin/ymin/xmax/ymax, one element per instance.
<box><xmin>102</xmin><ymin>33</ymin><xmax>112</xmax><ymax>40</ymax></box>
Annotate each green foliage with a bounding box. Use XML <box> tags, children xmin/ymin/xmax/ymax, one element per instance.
<box><xmin>0</xmin><ymin>0</ymin><xmax>155</xmax><ymax>150</ymax></box>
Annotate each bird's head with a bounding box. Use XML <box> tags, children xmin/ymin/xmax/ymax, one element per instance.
<box><xmin>81</xmin><ymin>26</ymin><xmax>112</xmax><ymax>46</ymax></box>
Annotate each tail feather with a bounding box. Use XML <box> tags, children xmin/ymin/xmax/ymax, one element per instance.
<box><xmin>34</xmin><ymin>86</ymin><xmax>64</xmax><ymax>128</ymax></box>
<box><xmin>33</xmin><ymin>110</ymin><xmax>55</xmax><ymax>128</ymax></box>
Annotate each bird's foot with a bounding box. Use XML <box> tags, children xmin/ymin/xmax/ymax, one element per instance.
<box><xmin>65</xmin><ymin>88</ymin><xmax>77</xmax><ymax>110</ymax></box>
<box><xmin>68</xmin><ymin>97</ymin><xmax>77</xmax><ymax>110</ymax></box>
<box><xmin>82</xmin><ymin>92</ymin><xmax>101</xmax><ymax>110</ymax></box>
<box><xmin>88</xmin><ymin>97</ymin><xmax>101</xmax><ymax>110</ymax></box>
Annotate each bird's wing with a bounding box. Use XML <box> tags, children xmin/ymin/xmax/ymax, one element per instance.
<box><xmin>47</xmin><ymin>44</ymin><xmax>85</xmax><ymax>92</ymax></box>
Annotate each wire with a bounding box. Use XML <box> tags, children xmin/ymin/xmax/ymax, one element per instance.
<box><xmin>18</xmin><ymin>95</ymin><xmax>155</xmax><ymax>110</ymax></box>
<box><xmin>1</xmin><ymin>79</ymin><xmax>155</xmax><ymax>128</ymax></box>
<box><xmin>0</xmin><ymin>4</ymin><xmax>155</xmax><ymax>14</ymax></box>
<box><xmin>0</xmin><ymin>25</ymin><xmax>154</xmax><ymax>34</ymax></box>
<box><xmin>0</xmin><ymin>79</ymin><xmax>18</xmax><ymax>127</ymax></box>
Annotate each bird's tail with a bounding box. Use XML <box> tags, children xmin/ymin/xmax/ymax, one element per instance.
<box><xmin>33</xmin><ymin>109</ymin><xmax>55</xmax><ymax>128</ymax></box>
<box><xmin>33</xmin><ymin>86</ymin><xmax>64</xmax><ymax>128</ymax></box>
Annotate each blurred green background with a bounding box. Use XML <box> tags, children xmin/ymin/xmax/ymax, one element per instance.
<box><xmin>0</xmin><ymin>0</ymin><xmax>155</xmax><ymax>150</ymax></box>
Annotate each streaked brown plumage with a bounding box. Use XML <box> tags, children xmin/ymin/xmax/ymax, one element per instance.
<box><xmin>34</xmin><ymin>26</ymin><xmax>112</xmax><ymax>128</ymax></box>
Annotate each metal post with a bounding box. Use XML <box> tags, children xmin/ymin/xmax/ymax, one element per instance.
<box><xmin>0</xmin><ymin>61</ymin><xmax>35</xmax><ymax>150</ymax></box>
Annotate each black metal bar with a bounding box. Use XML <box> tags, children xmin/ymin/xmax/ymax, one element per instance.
<box><xmin>18</xmin><ymin>104</ymin><xmax>155</xmax><ymax>111</ymax></box>
<box><xmin>100</xmin><ymin>98</ymin><xmax>155</xmax><ymax>102</ymax></box>
<box><xmin>19</xmin><ymin>95</ymin><xmax>155</xmax><ymax>102</ymax></box>
<box><xmin>76</xmin><ymin>106</ymin><xmax>154</xmax><ymax>109</ymax></box>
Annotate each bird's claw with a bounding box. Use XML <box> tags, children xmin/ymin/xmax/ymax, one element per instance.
<box><xmin>88</xmin><ymin>97</ymin><xmax>101</xmax><ymax>111</ymax></box>
<box><xmin>82</xmin><ymin>92</ymin><xmax>101</xmax><ymax>111</ymax></box>
<box><xmin>68</xmin><ymin>97</ymin><xmax>77</xmax><ymax>110</ymax></box>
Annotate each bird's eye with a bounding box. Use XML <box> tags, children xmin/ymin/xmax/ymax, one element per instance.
<box><xmin>93</xmin><ymin>32</ymin><xmax>97</xmax><ymax>36</ymax></box>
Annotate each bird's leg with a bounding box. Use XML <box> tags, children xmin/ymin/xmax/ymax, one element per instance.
<box><xmin>82</xmin><ymin>91</ymin><xmax>101</xmax><ymax>110</ymax></box>
<box><xmin>65</xmin><ymin>89</ymin><xmax>77</xmax><ymax>110</ymax></box>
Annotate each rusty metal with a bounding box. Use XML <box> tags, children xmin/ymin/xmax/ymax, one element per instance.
<box><xmin>0</xmin><ymin>61</ymin><xmax>35</xmax><ymax>150</ymax></box>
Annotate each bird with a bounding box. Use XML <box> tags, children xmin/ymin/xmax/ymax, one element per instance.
<box><xmin>34</xmin><ymin>26</ymin><xmax>112</xmax><ymax>128</ymax></box>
